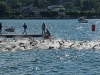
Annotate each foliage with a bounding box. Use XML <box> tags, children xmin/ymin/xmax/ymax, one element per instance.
<box><xmin>0</xmin><ymin>0</ymin><xmax>100</xmax><ymax>12</ymax></box>
<box><xmin>40</xmin><ymin>11</ymin><xmax>58</xmax><ymax>17</ymax></box>
<box><xmin>33</xmin><ymin>0</ymin><xmax>39</xmax><ymax>8</ymax></box>
<box><xmin>15</xmin><ymin>11</ymin><xmax>21</xmax><ymax>16</ymax></box>
<box><xmin>47</xmin><ymin>0</ymin><xmax>62</xmax><ymax>5</ymax></box>
<box><xmin>0</xmin><ymin>2</ymin><xmax>10</xmax><ymax>17</ymax></box>
<box><xmin>29</xmin><ymin>11</ymin><xmax>35</xmax><ymax>16</ymax></box>
<box><xmin>63</xmin><ymin>2</ymin><xmax>74</xmax><ymax>9</ymax></box>
<box><xmin>59</xmin><ymin>9</ymin><xmax>65</xmax><ymax>12</ymax></box>
<box><xmin>94</xmin><ymin>2</ymin><xmax>100</xmax><ymax>12</ymax></box>
<box><xmin>4</xmin><ymin>11</ymin><xmax>10</xmax><ymax>17</ymax></box>
<box><xmin>0</xmin><ymin>0</ymin><xmax>100</xmax><ymax>18</ymax></box>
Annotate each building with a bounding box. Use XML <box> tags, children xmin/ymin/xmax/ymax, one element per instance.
<box><xmin>47</xmin><ymin>5</ymin><xmax>65</xmax><ymax>12</ymax></box>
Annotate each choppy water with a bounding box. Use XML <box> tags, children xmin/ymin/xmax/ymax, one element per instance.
<box><xmin>0</xmin><ymin>19</ymin><xmax>100</xmax><ymax>75</ymax></box>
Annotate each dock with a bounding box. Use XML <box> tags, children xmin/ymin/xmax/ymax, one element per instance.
<box><xmin>0</xmin><ymin>33</ymin><xmax>43</xmax><ymax>38</ymax></box>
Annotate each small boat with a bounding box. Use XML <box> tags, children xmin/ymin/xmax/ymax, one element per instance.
<box><xmin>78</xmin><ymin>17</ymin><xmax>88</xmax><ymax>23</ymax></box>
<box><xmin>5</xmin><ymin>26</ymin><xmax>15</xmax><ymax>32</ymax></box>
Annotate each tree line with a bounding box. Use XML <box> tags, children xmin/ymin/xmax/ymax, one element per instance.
<box><xmin>0</xmin><ymin>0</ymin><xmax>100</xmax><ymax>18</ymax></box>
<box><xmin>0</xmin><ymin>0</ymin><xmax>100</xmax><ymax>11</ymax></box>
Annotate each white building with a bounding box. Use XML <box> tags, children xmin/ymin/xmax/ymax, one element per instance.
<box><xmin>47</xmin><ymin>5</ymin><xmax>65</xmax><ymax>11</ymax></box>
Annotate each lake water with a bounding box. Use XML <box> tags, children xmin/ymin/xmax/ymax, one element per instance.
<box><xmin>0</xmin><ymin>19</ymin><xmax>100</xmax><ymax>75</ymax></box>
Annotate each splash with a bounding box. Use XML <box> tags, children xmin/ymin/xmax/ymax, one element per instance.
<box><xmin>0</xmin><ymin>37</ymin><xmax>100</xmax><ymax>52</ymax></box>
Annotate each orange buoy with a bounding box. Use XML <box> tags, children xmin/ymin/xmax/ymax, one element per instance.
<box><xmin>92</xmin><ymin>24</ymin><xmax>95</xmax><ymax>31</ymax></box>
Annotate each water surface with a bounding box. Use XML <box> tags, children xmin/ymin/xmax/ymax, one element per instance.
<box><xmin>0</xmin><ymin>19</ymin><xmax>100</xmax><ymax>75</ymax></box>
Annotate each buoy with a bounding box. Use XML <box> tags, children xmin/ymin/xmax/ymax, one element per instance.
<box><xmin>92</xmin><ymin>24</ymin><xmax>95</xmax><ymax>31</ymax></box>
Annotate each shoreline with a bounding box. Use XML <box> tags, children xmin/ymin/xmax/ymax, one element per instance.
<box><xmin>0</xmin><ymin>16</ymin><xmax>99</xmax><ymax>19</ymax></box>
<box><xmin>0</xmin><ymin>17</ymin><xmax>99</xmax><ymax>20</ymax></box>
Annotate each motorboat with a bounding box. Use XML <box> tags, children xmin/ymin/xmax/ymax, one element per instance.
<box><xmin>5</xmin><ymin>26</ymin><xmax>15</xmax><ymax>32</ymax></box>
<box><xmin>78</xmin><ymin>17</ymin><xmax>88</xmax><ymax>23</ymax></box>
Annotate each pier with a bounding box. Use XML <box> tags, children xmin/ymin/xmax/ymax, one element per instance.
<box><xmin>0</xmin><ymin>33</ymin><xmax>43</xmax><ymax>38</ymax></box>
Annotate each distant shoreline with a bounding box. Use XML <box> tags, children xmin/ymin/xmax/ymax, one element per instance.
<box><xmin>0</xmin><ymin>17</ymin><xmax>99</xmax><ymax>19</ymax></box>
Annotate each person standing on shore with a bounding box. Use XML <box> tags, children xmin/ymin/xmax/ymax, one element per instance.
<box><xmin>41</xmin><ymin>22</ymin><xmax>46</xmax><ymax>35</ymax></box>
<box><xmin>22</xmin><ymin>23</ymin><xmax>27</xmax><ymax>34</ymax></box>
<box><xmin>0</xmin><ymin>22</ymin><xmax>2</xmax><ymax>35</ymax></box>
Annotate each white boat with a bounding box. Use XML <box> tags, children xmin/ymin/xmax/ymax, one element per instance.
<box><xmin>78</xmin><ymin>17</ymin><xmax>88</xmax><ymax>23</ymax></box>
<box><xmin>5</xmin><ymin>26</ymin><xmax>15</xmax><ymax>32</ymax></box>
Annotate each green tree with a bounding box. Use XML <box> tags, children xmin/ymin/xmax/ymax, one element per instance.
<box><xmin>7</xmin><ymin>0</ymin><xmax>21</xmax><ymax>9</ymax></box>
<box><xmin>33</xmin><ymin>0</ymin><xmax>39</xmax><ymax>8</ymax></box>
<box><xmin>82</xmin><ymin>0</ymin><xmax>94</xmax><ymax>11</ymax></box>
<box><xmin>33</xmin><ymin>0</ymin><xmax>49</xmax><ymax>8</ymax></box>
<box><xmin>29</xmin><ymin>11</ymin><xmax>35</xmax><ymax>16</ymax></box>
<box><xmin>94</xmin><ymin>2</ymin><xmax>100</xmax><ymax>12</ymax></box>
<box><xmin>47</xmin><ymin>0</ymin><xmax>62</xmax><ymax>5</ymax></box>
<box><xmin>15</xmin><ymin>11</ymin><xmax>21</xmax><ymax>16</ymax></box>
<box><xmin>75</xmin><ymin>0</ymin><xmax>82</xmax><ymax>7</ymax></box>
<box><xmin>8</xmin><ymin>0</ymin><xmax>19</xmax><ymax>4</ymax></box>
<box><xmin>64</xmin><ymin>2</ymin><xmax>74</xmax><ymax>9</ymax></box>
<box><xmin>40</xmin><ymin>11</ymin><xmax>58</xmax><ymax>17</ymax></box>
<box><xmin>15</xmin><ymin>2</ymin><xmax>22</xmax><ymax>9</ymax></box>
<box><xmin>38</xmin><ymin>0</ymin><xmax>47</xmax><ymax>8</ymax></box>
<box><xmin>0</xmin><ymin>2</ymin><xmax>10</xmax><ymax>17</ymax></box>
<box><xmin>18</xmin><ymin>0</ymin><xmax>28</xmax><ymax>3</ymax></box>
<box><xmin>38</xmin><ymin>0</ymin><xmax>50</xmax><ymax>8</ymax></box>
<box><xmin>4</xmin><ymin>11</ymin><xmax>10</xmax><ymax>17</ymax></box>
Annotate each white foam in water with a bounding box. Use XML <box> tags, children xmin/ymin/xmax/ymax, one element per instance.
<box><xmin>0</xmin><ymin>37</ymin><xmax>100</xmax><ymax>52</ymax></box>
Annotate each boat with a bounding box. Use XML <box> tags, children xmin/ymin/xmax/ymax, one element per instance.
<box><xmin>4</xmin><ymin>26</ymin><xmax>15</xmax><ymax>32</ymax></box>
<box><xmin>78</xmin><ymin>17</ymin><xmax>88</xmax><ymax>23</ymax></box>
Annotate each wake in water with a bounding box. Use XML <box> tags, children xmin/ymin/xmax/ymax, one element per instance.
<box><xmin>0</xmin><ymin>37</ymin><xmax>100</xmax><ymax>52</ymax></box>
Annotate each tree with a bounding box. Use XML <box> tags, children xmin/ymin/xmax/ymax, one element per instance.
<box><xmin>47</xmin><ymin>0</ymin><xmax>62</xmax><ymax>5</ymax></box>
<box><xmin>15</xmin><ymin>11</ymin><xmax>21</xmax><ymax>16</ymax></box>
<box><xmin>38</xmin><ymin>0</ymin><xmax>47</xmax><ymax>8</ymax></box>
<box><xmin>40</xmin><ymin>11</ymin><xmax>58</xmax><ymax>17</ymax></box>
<box><xmin>38</xmin><ymin>0</ymin><xmax>50</xmax><ymax>8</ymax></box>
<box><xmin>75</xmin><ymin>0</ymin><xmax>82</xmax><ymax>7</ymax></box>
<box><xmin>33</xmin><ymin>0</ymin><xmax>39</xmax><ymax>8</ymax></box>
<box><xmin>94</xmin><ymin>2</ymin><xmax>100</xmax><ymax>12</ymax></box>
<box><xmin>8</xmin><ymin>0</ymin><xmax>19</xmax><ymax>6</ymax></box>
<box><xmin>64</xmin><ymin>2</ymin><xmax>74</xmax><ymax>9</ymax></box>
<box><xmin>15</xmin><ymin>2</ymin><xmax>22</xmax><ymax>9</ymax></box>
<box><xmin>4</xmin><ymin>11</ymin><xmax>10</xmax><ymax>17</ymax></box>
<box><xmin>0</xmin><ymin>2</ymin><xmax>10</xmax><ymax>17</ymax></box>
<box><xmin>29</xmin><ymin>11</ymin><xmax>35</xmax><ymax>16</ymax></box>
<box><xmin>82</xmin><ymin>0</ymin><xmax>94</xmax><ymax>11</ymax></box>
<box><xmin>33</xmin><ymin>0</ymin><xmax>49</xmax><ymax>8</ymax></box>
